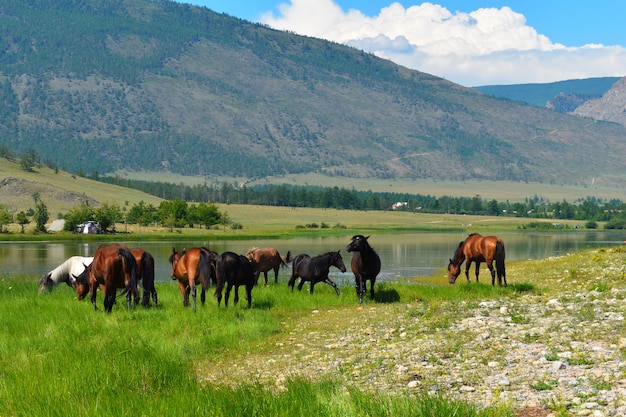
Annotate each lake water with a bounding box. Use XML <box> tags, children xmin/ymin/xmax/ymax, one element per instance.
<box><xmin>2</xmin><ymin>231</ymin><xmax>624</xmax><ymax>284</ymax></box>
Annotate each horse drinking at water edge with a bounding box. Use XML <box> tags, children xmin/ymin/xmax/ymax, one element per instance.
<box><xmin>245</xmin><ymin>247</ymin><xmax>291</xmax><ymax>285</ymax></box>
<box><xmin>447</xmin><ymin>233</ymin><xmax>507</xmax><ymax>286</ymax></box>
<box><xmin>288</xmin><ymin>251</ymin><xmax>346</xmax><ymax>296</ymax></box>
<box><xmin>169</xmin><ymin>247</ymin><xmax>218</xmax><ymax>311</ymax></box>
<box><xmin>38</xmin><ymin>256</ymin><xmax>93</xmax><ymax>293</ymax></box>
<box><xmin>346</xmin><ymin>235</ymin><xmax>381</xmax><ymax>303</ymax></box>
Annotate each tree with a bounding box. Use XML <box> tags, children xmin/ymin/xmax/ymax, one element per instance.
<box><xmin>16</xmin><ymin>211</ymin><xmax>29</xmax><ymax>233</ymax></box>
<box><xmin>64</xmin><ymin>202</ymin><xmax>95</xmax><ymax>232</ymax></box>
<box><xmin>0</xmin><ymin>208</ymin><xmax>11</xmax><ymax>233</ymax></box>
<box><xmin>94</xmin><ymin>203</ymin><xmax>123</xmax><ymax>233</ymax></box>
<box><xmin>20</xmin><ymin>149</ymin><xmax>38</xmax><ymax>172</ymax></box>
<box><xmin>157</xmin><ymin>199</ymin><xmax>187</xmax><ymax>229</ymax></box>
<box><xmin>32</xmin><ymin>193</ymin><xmax>49</xmax><ymax>233</ymax></box>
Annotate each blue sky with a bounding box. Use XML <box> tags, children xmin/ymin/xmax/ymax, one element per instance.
<box><xmin>179</xmin><ymin>1</ymin><xmax>626</xmax><ymax>86</ymax></box>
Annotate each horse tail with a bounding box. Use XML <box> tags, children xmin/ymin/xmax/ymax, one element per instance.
<box><xmin>198</xmin><ymin>249</ymin><xmax>212</xmax><ymax>289</ymax></box>
<box><xmin>140</xmin><ymin>251</ymin><xmax>157</xmax><ymax>307</ymax></box>
<box><xmin>214</xmin><ymin>255</ymin><xmax>226</xmax><ymax>299</ymax></box>
<box><xmin>495</xmin><ymin>240</ymin><xmax>506</xmax><ymax>276</ymax></box>
<box><xmin>118</xmin><ymin>248</ymin><xmax>138</xmax><ymax>291</ymax></box>
<box><xmin>281</xmin><ymin>250</ymin><xmax>292</xmax><ymax>267</ymax></box>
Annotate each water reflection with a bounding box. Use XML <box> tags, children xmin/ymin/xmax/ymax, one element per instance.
<box><xmin>1</xmin><ymin>231</ymin><xmax>623</xmax><ymax>283</ymax></box>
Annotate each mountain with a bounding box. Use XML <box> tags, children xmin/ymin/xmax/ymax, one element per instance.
<box><xmin>0</xmin><ymin>0</ymin><xmax>625</xmax><ymax>189</ymax></box>
<box><xmin>474</xmin><ymin>77</ymin><xmax>620</xmax><ymax>108</ymax></box>
<box><xmin>572</xmin><ymin>77</ymin><xmax>626</xmax><ymax>127</ymax></box>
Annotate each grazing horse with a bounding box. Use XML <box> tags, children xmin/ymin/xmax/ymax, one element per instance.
<box><xmin>215</xmin><ymin>251</ymin><xmax>257</xmax><ymax>307</ymax></box>
<box><xmin>447</xmin><ymin>233</ymin><xmax>507</xmax><ymax>286</ymax></box>
<box><xmin>75</xmin><ymin>243</ymin><xmax>138</xmax><ymax>313</ymax></box>
<box><xmin>38</xmin><ymin>256</ymin><xmax>93</xmax><ymax>293</ymax></box>
<box><xmin>346</xmin><ymin>235</ymin><xmax>381</xmax><ymax>304</ymax></box>
<box><xmin>169</xmin><ymin>247</ymin><xmax>218</xmax><ymax>311</ymax></box>
<box><xmin>130</xmin><ymin>248</ymin><xmax>158</xmax><ymax>308</ymax></box>
<box><xmin>288</xmin><ymin>251</ymin><xmax>346</xmax><ymax>296</ymax></box>
<box><xmin>245</xmin><ymin>247</ymin><xmax>291</xmax><ymax>285</ymax></box>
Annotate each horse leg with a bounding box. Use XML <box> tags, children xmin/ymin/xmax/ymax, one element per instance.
<box><xmin>273</xmin><ymin>266</ymin><xmax>279</xmax><ymax>284</ymax></box>
<box><xmin>297</xmin><ymin>279</ymin><xmax>306</xmax><ymax>292</ymax></box>
<box><xmin>465</xmin><ymin>261</ymin><xmax>472</xmax><ymax>283</ymax></box>
<box><xmin>225</xmin><ymin>283</ymin><xmax>233</xmax><ymax>307</ymax></box>
<box><xmin>263</xmin><ymin>271</ymin><xmax>269</xmax><ymax>286</ymax></box>
<box><xmin>190</xmin><ymin>284</ymin><xmax>197</xmax><ymax>312</ymax></box>
<box><xmin>90</xmin><ymin>282</ymin><xmax>98</xmax><ymax>311</ymax></box>
<box><xmin>245</xmin><ymin>283</ymin><xmax>253</xmax><ymax>308</ymax></box>
<box><xmin>369</xmin><ymin>278</ymin><xmax>375</xmax><ymax>301</ymax></box>
<box><xmin>488</xmin><ymin>261</ymin><xmax>496</xmax><ymax>286</ymax></box>
<box><xmin>233</xmin><ymin>284</ymin><xmax>239</xmax><ymax>306</ymax></box>
<box><xmin>177</xmin><ymin>281</ymin><xmax>188</xmax><ymax>307</ymax></box>
<box><xmin>324</xmin><ymin>278</ymin><xmax>340</xmax><ymax>296</ymax></box>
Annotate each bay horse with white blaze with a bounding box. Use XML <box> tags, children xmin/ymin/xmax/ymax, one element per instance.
<box><xmin>38</xmin><ymin>256</ymin><xmax>93</xmax><ymax>293</ymax></box>
<box><xmin>447</xmin><ymin>233</ymin><xmax>507</xmax><ymax>286</ymax></box>
<box><xmin>215</xmin><ymin>251</ymin><xmax>257</xmax><ymax>307</ymax></box>
<box><xmin>169</xmin><ymin>247</ymin><xmax>218</xmax><ymax>311</ymax></box>
<box><xmin>75</xmin><ymin>243</ymin><xmax>138</xmax><ymax>313</ymax></box>
<box><xmin>346</xmin><ymin>235</ymin><xmax>381</xmax><ymax>303</ymax></box>
<box><xmin>288</xmin><ymin>251</ymin><xmax>346</xmax><ymax>296</ymax></box>
<box><xmin>245</xmin><ymin>247</ymin><xmax>291</xmax><ymax>285</ymax></box>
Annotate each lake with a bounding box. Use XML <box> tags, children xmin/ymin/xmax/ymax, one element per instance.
<box><xmin>2</xmin><ymin>231</ymin><xmax>624</xmax><ymax>285</ymax></box>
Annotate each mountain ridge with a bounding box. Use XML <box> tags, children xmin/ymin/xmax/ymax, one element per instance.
<box><xmin>0</xmin><ymin>0</ymin><xmax>624</xmax><ymax>189</ymax></box>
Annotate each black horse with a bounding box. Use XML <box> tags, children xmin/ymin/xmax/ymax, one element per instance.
<box><xmin>347</xmin><ymin>235</ymin><xmax>381</xmax><ymax>304</ymax></box>
<box><xmin>215</xmin><ymin>251</ymin><xmax>258</xmax><ymax>307</ymax></box>
<box><xmin>288</xmin><ymin>251</ymin><xmax>346</xmax><ymax>296</ymax></box>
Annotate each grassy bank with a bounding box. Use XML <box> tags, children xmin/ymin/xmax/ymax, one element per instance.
<box><xmin>3</xmin><ymin>245</ymin><xmax>624</xmax><ymax>416</ymax></box>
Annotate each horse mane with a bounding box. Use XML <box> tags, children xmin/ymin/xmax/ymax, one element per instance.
<box><xmin>451</xmin><ymin>241</ymin><xmax>464</xmax><ymax>264</ymax></box>
<box><xmin>245</xmin><ymin>247</ymin><xmax>259</xmax><ymax>256</ymax></box>
<box><xmin>168</xmin><ymin>249</ymin><xmax>186</xmax><ymax>264</ymax></box>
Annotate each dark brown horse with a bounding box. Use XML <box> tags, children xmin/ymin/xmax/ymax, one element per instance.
<box><xmin>215</xmin><ymin>251</ymin><xmax>257</xmax><ymax>307</ymax></box>
<box><xmin>288</xmin><ymin>251</ymin><xmax>346</xmax><ymax>296</ymax></box>
<box><xmin>245</xmin><ymin>247</ymin><xmax>291</xmax><ymax>285</ymax></box>
<box><xmin>130</xmin><ymin>248</ymin><xmax>158</xmax><ymax>308</ymax></box>
<box><xmin>169</xmin><ymin>247</ymin><xmax>218</xmax><ymax>311</ymax></box>
<box><xmin>75</xmin><ymin>243</ymin><xmax>138</xmax><ymax>313</ymax></box>
<box><xmin>346</xmin><ymin>235</ymin><xmax>381</xmax><ymax>304</ymax></box>
<box><xmin>447</xmin><ymin>233</ymin><xmax>507</xmax><ymax>286</ymax></box>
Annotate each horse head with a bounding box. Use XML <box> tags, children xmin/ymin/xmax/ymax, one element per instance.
<box><xmin>346</xmin><ymin>235</ymin><xmax>370</xmax><ymax>252</ymax></box>
<box><xmin>330</xmin><ymin>250</ymin><xmax>347</xmax><ymax>273</ymax></box>
<box><xmin>447</xmin><ymin>259</ymin><xmax>461</xmax><ymax>284</ymax></box>
<box><xmin>73</xmin><ymin>263</ymin><xmax>91</xmax><ymax>300</ymax></box>
<box><xmin>168</xmin><ymin>247</ymin><xmax>186</xmax><ymax>278</ymax></box>
<box><xmin>38</xmin><ymin>273</ymin><xmax>53</xmax><ymax>293</ymax></box>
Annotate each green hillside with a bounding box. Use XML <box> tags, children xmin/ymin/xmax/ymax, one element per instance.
<box><xmin>0</xmin><ymin>0</ymin><xmax>625</xmax><ymax>190</ymax></box>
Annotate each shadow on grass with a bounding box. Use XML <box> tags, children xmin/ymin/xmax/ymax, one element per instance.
<box><xmin>374</xmin><ymin>288</ymin><xmax>401</xmax><ymax>303</ymax></box>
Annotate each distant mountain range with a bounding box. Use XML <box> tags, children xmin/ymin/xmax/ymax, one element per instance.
<box><xmin>0</xmin><ymin>0</ymin><xmax>625</xmax><ymax>189</ymax></box>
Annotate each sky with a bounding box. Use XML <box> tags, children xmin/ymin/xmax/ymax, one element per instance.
<box><xmin>179</xmin><ymin>1</ymin><xmax>626</xmax><ymax>87</ymax></box>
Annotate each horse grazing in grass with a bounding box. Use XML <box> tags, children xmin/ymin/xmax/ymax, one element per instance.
<box><xmin>169</xmin><ymin>247</ymin><xmax>218</xmax><ymax>311</ymax></box>
<box><xmin>447</xmin><ymin>233</ymin><xmax>507</xmax><ymax>286</ymax></box>
<box><xmin>75</xmin><ymin>243</ymin><xmax>138</xmax><ymax>313</ymax></box>
<box><xmin>215</xmin><ymin>251</ymin><xmax>257</xmax><ymax>307</ymax></box>
<box><xmin>346</xmin><ymin>235</ymin><xmax>381</xmax><ymax>304</ymax></box>
<box><xmin>130</xmin><ymin>248</ymin><xmax>158</xmax><ymax>308</ymax></box>
<box><xmin>245</xmin><ymin>247</ymin><xmax>291</xmax><ymax>285</ymax></box>
<box><xmin>288</xmin><ymin>251</ymin><xmax>346</xmax><ymax>296</ymax></box>
<box><xmin>38</xmin><ymin>256</ymin><xmax>93</xmax><ymax>293</ymax></box>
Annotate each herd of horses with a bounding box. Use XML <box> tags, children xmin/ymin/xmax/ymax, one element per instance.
<box><xmin>37</xmin><ymin>233</ymin><xmax>507</xmax><ymax>313</ymax></box>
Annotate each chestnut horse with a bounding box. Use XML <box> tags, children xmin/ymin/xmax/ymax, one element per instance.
<box><xmin>288</xmin><ymin>251</ymin><xmax>346</xmax><ymax>296</ymax></box>
<box><xmin>215</xmin><ymin>251</ymin><xmax>257</xmax><ymax>307</ymax></box>
<box><xmin>169</xmin><ymin>247</ymin><xmax>218</xmax><ymax>311</ymax></box>
<box><xmin>130</xmin><ymin>248</ymin><xmax>158</xmax><ymax>308</ymax></box>
<box><xmin>346</xmin><ymin>235</ymin><xmax>381</xmax><ymax>304</ymax></box>
<box><xmin>245</xmin><ymin>247</ymin><xmax>291</xmax><ymax>285</ymax></box>
<box><xmin>447</xmin><ymin>233</ymin><xmax>507</xmax><ymax>286</ymax></box>
<box><xmin>75</xmin><ymin>243</ymin><xmax>138</xmax><ymax>313</ymax></box>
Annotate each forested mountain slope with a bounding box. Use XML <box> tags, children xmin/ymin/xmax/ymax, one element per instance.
<box><xmin>0</xmin><ymin>0</ymin><xmax>625</xmax><ymax>188</ymax></box>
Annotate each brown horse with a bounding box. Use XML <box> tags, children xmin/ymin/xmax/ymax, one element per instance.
<box><xmin>75</xmin><ymin>243</ymin><xmax>138</xmax><ymax>313</ymax></box>
<box><xmin>447</xmin><ymin>233</ymin><xmax>507</xmax><ymax>286</ymax></box>
<box><xmin>215</xmin><ymin>251</ymin><xmax>258</xmax><ymax>307</ymax></box>
<box><xmin>346</xmin><ymin>235</ymin><xmax>381</xmax><ymax>304</ymax></box>
<box><xmin>288</xmin><ymin>251</ymin><xmax>346</xmax><ymax>296</ymax></box>
<box><xmin>169</xmin><ymin>247</ymin><xmax>218</xmax><ymax>311</ymax></box>
<box><xmin>245</xmin><ymin>247</ymin><xmax>291</xmax><ymax>285</ymax></box>
<box><xmin>130</xmin><ymin>248</ymin><xmax>158</xmax><ymax>308</ymax></box>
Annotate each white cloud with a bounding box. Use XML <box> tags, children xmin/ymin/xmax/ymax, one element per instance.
<box><xmin>261</xmin><ymin>1</ymin><xmax>626</xmax><ymax>86</ymax></box>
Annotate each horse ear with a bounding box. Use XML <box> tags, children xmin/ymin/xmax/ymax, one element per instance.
<box><xmin>365</xmin><ymin>235</ymin><xmax>370</xmax><ymax>240</ymax></box>
<box><xmin>172</xmin><ymin>247</ymin><xmax>176</xmax><ymax>254</ymax></box>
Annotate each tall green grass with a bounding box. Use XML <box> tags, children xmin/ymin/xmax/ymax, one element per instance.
<box><xmin>0</xmin><ymin>273</ymin><xmax>513</xmax><ymax>416</ymax></box>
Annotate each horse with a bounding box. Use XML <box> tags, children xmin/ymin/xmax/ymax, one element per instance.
<box><xmin>215</xmin><ymin>251</ymin><xmax>257</xmax><ymax>307</ymax></box>
<box><xmin>75</xmin><ymin>243</ymin><xmax>138</xmax><ymax>313</ymax></box>
<box><xmin>169</xmin><ymin>247</ymin><xmax>218</xmax><ymax>311</ymax></box>
<box><xmin>288</xmin><ymin>251</ymin><xmax>346</xmax><ymax>296</ymax></box>
<box><xmin>346</xmin><ymin>235</ymin><xmax>381</xmax><ymax>304</ymax></box>
<box><xmin>447</xmin><ymin>233</ymin><xmax>507</xmax><ymax>286</ymax></box>
<box><xmin>245</xmin><ymin>247</ymin><xmax>291</xmax><ymax>285</ymax></box>
<box><xmin>38</xmin><ymin>256</ymin><xmax>93</xmax><ymax>293</ymax></box>
<box><xmin>130</xmin><ymin>248</ymin><xmax>158</xmax><ymax>308</ymax></box>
